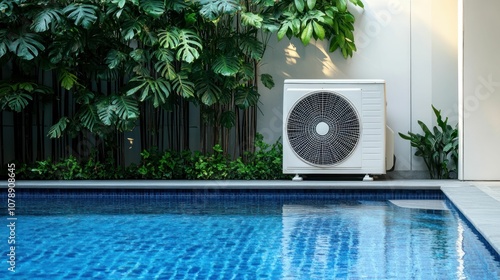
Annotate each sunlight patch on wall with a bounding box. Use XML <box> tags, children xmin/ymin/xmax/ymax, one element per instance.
<box><xmin>284</xmin><ymin>43</ymin><xmax>300</xmax><ymax>65</ymax></box>
<box><xmin>313</xmin><ymin>41</ymin><xmax>340</xmax><ymax>77</ymax></box>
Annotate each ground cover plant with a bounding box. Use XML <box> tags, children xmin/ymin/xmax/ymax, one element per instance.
<box><xmin>17</xmin><ymin>134</ymin><xmax>289</xmax><ymax>180</ymax></box>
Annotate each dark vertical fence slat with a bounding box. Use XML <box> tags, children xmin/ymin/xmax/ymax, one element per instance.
<box><xmin>0</xmin><ymin>113</ymin><xmax>3</xmax><ymax>165</ymax></box>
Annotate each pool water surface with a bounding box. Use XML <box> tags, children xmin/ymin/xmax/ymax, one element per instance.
<box><xmin>4</xmin><ymin>190</ymin><xmax>500</xmax><ymax>279</ymax></box>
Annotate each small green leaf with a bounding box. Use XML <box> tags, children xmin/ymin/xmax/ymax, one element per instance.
<box><xmin>260</xmin><ymin>74</ymin><xmax>274</xmax><ymax>89</ymax></box>
<box><xmin>294</xmin><ymin>0</ymin><xmax>305</xmax><ymax>12</ymax></box>
<box><xmin>312</xmin><ymin>21</ymin><xmax>325</xmax><ymax>40</ymax></box>
<box><xmin>307</xmin><ymin>0</ymin><xmax>316</xmax><ymax>9</ymax></box>
<box><xmin>300</xmin><ymin>22</ymin><xmax>313</xmax><ymax>45</ymax></box>
<box><xmin>58</xmin><ymin>70</ymin><xmax>78</xmax><ymax>91</ymax></box>
<box><xmin>277</xmin><ymin>24</ymin><xmax>289</xmax><ymax>41</ymax></box>
<box><xmin>337</xmin><ymin>0</ymin><xmax>347</xmax><ymax>12</ymax></box>
<box><xmin>220</xmin><ymin>111</ymin><xmax>236</xmax><ymax>129</ymax></box>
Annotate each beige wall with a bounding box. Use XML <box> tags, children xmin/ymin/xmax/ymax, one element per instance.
<box><xmin>258</xmin><ymin>0</ymin><xmax>458</xmax><ymax>173</ymax></box>
<box><xmin>460</xmin><ymin>0</ymin><xmax>500</xmax><ymax>180</ymax></box>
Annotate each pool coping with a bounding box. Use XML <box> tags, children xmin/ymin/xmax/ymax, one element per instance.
<box><xmin>11</xmin><ymin>179</ymin><xmax>500</xmax><ymax>256</ymax></box>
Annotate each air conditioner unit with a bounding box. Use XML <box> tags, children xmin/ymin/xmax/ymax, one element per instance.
<box><xmin>282</xmin><ymin>79</ymin><xmax>389</xmax><ymax>181</ymax></box>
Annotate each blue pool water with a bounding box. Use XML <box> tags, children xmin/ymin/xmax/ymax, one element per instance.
<box><xmin>3</xmin><ymin>190</ymin><xmax>500</xmax><ymax>279</ymax></box>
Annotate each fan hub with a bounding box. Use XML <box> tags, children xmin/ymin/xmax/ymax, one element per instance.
<box><xmin>316</xmin><ymin>122</ymin><xmax>329</xmax><ymax>136</ymax></box>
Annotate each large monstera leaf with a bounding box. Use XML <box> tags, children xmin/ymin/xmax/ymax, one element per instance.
<box><xmin>127</xmin><ymin>76</ymin><xmax>172</xmax><ymax>108</ymax></box>
<box><xmin>212</xmin><ymin>55</ymin><xmax>240</xmax><ymax>77</ymax></box>
<box><xmin>97</xmin><ymin>95</ymin><xmax>139</xmax><ymax>126</ymax></box>
<box><xmin>7</xmin><ymin>31</ymin><xmax>45</xmax><ymax>60</ymax></box>
<box><xmin>63</xmin><ymin>3</ymin><xmax>98</xmax><ymax>29</ymax></box>
<box><xmin>158</xmin><ymin>28</ymin><xmax>202</xmax><ymax>63</ymax></box>
<box><xmin>139</xmin><ymin>0</ymin><xmax>165</xmax><ymax>17</ymax></box>
<box><xmin>47</xmin><ymin>117</ymin><xmax>70</xmax><ymax>139</ymax></box>
<box><xmin>199</xmin><ymin>0</ymin><xmax>240</xmax><ymax>21</ymax></box>
<box><xmin>31</xmin><ymin>8</ymin><xmax>64</xmax><ymax>32</ymax></box>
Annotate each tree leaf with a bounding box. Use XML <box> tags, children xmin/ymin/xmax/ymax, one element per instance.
<box><xmin>176</xmin><ymin>29</ymin><xmax>202</xmax><ymax>63</ymax></box>
<box><xmin>8</xmin><ymin>32</ymin><xmax>45</xmax><ymax>60</ymax></box>
<box><xmin>294</xmin><ymin>0</ymin><xmax>305</xmax><ymax>13</ymax></box>
<box><xmin>106</xmin><ymin>49</ymin><xmax>127</xmax><ymax>69</ymax></box>
<box><xmin>31</xmin><ymin>8</ymin><xmax>64</xmax><ymax>32</ymax></box>
<box><xmin>58</xmin><ymin>69</ymin><xmax>78</xmax><ymax>91</ymax></box>
<box><xmin>337</xmin><ymin>0</ymin><xmax>347</xmax><ymax>12</ymax></box>
<box><xmin>241</xmin><ymin>12</ymin><xmax>263</xmax><ymax>28</ymax></box>
<box><xmin>307</xmin><ymin>0</ymin><xmax>316</xmax><ymax>10</ymax></box>
<box><xmin>260</xmin><ymin>73</ymin><xmax>274</xmax><ymax>89</ymax></box>
<box><xmin>139</xmin><ymin>0</ymin><xmax>165</xmax><ymax>17</ymax></box>
<box><xmin>63</xmin><ymin>3</ymin><xmax>98</xmax><ymax>29</ymax></box>
<box><xmin>196</xmin><ymin>76</ymin><xmax>222</xmax><ymax>106</ymax></box>
<box><xmin>0</xmin><ymin>30</ymin><xmax>8</xmax><ymax>59</ymax></box>
<box><xmin>2</xmin><ymin>92</ymin><xmax>32</xmax><ymax>112</ymax></box>
<box><xmin>300</xmin><ymin>22</ymin><xmax>313</xmax><ymax>45</ymax></box>
<box><xmin>166</xmin><ymin>0</ymin><xmax>190</xmax><ymax>12</ymax></box>
<box><xmin>159</xmin><ymin>28</ymin><xmax>180</xmax><ymax>49</ymax></box>
<box><xmin>78</xmin><ymin>104</ymin><xmax>100</xmax><ymax>132</ymax></box>
<box><xmin>277</xmin><ymin>23</ymin><xmax>290</xmax><ymax>41</ymax></box>
<box><xmin>238</xmin><ymin>35</ymin><xmax>264</xmax><ymax>60</ymax></box>
<box><xmin>212</xmin><ymin>55</ymin><xmax>240</xmax><ymax>76</ymax></box>
<box><xmin>235</xmin><ymin>87</ymin><xmax>259</xmax><ymax>109</ymax></box>
<box><xmin>199</xmin><ymin>0</ymin><xmax>240</xmax><ymax>21</ymax></box>
<box><xmin>97</xmin><ymin>97</ymin><xmax>117</xmax><ymax>126</ymax></box>
<box><xmin>112</xmin><ymin>95</ymin><xmax>139</xmax><ymax>120</ymax></box>
<box><xmin>220</xmin><ymin>110</ymin><xmax>236</xmax><ymax>129</ymax></box>
<box><xmin>312</xmin><ymin>21</ymin><xmax>325</xmax><ymax>40</ymax></box>
<box><xmin>155</xmin><ymin>60</ymin><xmax>177</xmax><ymax>80</ymax></box>
<box><xmin>172</xmin><ymin>73</ymin><xmax>194</xmax><ymax>98</ymax></box>
<box><xmin>47</xmin><ymin>117</ymin><xmax>69</xmax><ymax>139</ymax></box>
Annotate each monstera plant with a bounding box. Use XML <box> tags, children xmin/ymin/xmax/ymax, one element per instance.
<box><xmin>0</xmin><ymin>0</ymin><xmax>363</xmax><ymax>165</ymax></box>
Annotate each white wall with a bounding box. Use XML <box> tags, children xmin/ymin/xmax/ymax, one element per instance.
<box><xmin>257</xmin><ymin>0</ymin><xmax>458</xmax><ymax>173</ymax></box>
<box><xmin>460</xmin><ymin>0</ymin><xmax>500</xmax><ymax>180</ymax></box>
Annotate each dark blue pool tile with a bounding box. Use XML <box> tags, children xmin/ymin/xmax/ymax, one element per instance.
<box><xmin>16</xmin><ymin>188</ymin><xmax>445</xmax><ymax>201</ymax></box>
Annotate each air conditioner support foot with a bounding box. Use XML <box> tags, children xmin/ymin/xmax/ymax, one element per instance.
<box><xmin>292</xmin><ymin>174</ymin><xmax>303</xmax><ymax>181</ymax></box>
<box><xmin>363</xmin><ymin>174</ymin><xmax>374</xmax><ymax>181</ymax></box>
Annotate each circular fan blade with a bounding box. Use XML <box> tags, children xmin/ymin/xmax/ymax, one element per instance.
<box><xmin>287</xmin><ymin>91</ymin><xmax>360</xmax><ymax>166</ymax></box>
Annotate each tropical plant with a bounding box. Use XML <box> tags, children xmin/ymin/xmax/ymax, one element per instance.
<box><xmin>272</xmin><ymin>0</ymin><xmax>364</xmax><ymax>58</ymax></box>
<box><xmin>399</xmin><ymin>106</ymin><xmax>458</xmax><ymax>179</ymax></box>
<box><xmin>0</xmin><ymin>0</ymin><xmax>364</xmax><ymax>167</ymax></box>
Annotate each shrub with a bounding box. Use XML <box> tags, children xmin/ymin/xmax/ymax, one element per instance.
<box><xmin>399</xmin><ymin>106</ymin><xmax>458</xmax><ymax>179</ymax></box>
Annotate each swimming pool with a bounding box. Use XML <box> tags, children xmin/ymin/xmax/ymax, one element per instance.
<box><xmin>5</xmin><ymin>189</ymin><xmax>500</xmax><ymax>279</ymax></box>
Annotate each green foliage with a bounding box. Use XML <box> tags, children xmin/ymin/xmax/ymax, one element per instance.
<box><xmin>30</xmin><ymin>155</ymin><xmax>83</xmax><ymax>180</ymax></box>
<box><xmin>230</xmin><ymin>133</ymin><xmax>288</xmax><ymax>179</ymax></box>
<box><xmin>47</xmin><ymin>117</ymin><xmax>70</xmax><ymax>138</ymax></box>
<box><xmin>273</xmin><ymin>0</ymin><xmax>363</xmax><ymax>58</ymax></box>
<box><xmin>1</xmin><ymin>0</ymin><xmax>363</xmax><ymax>162</ymax></box>
<box><xmin>399</xmin><ymin>106</ymin><xmax>459</xmax><ymax>179</ymax></box>
<box><xmin>16</xmin><ymin>135</ymin><xmax>288</xmax><ymax>180</ymax></box>
<box><xmin>137</xmin><ymin>148</ymin><xmax>191</xmax><ymax>179</ymax></box>
<box><xmin>0</xmin><ymin>81</ymin><xmax>52</xmax><ymax>112</ymax></box>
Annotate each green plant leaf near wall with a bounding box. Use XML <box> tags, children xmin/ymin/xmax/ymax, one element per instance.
<box><xmin>399</xmin><ymin>106</ymin><xmax>459</xmax><ymax>179</ymax></box>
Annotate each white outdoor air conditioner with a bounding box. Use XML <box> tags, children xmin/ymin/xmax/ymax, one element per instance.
<box><xmin>282</xmin><ymin>79</ymin><xmax>390</xmax><ymax>181</ymax></box>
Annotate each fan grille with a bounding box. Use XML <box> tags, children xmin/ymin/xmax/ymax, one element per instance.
<box><xmin>286</xmin><ymin>91</ymin><xmax>360</xmax><ymax>165</ymax></box>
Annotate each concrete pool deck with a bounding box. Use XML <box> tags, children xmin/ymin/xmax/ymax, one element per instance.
<box><xmin>16</xmin><ymin>179</ymin><xmax>500</xmax><ymax>256</ymax></box>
